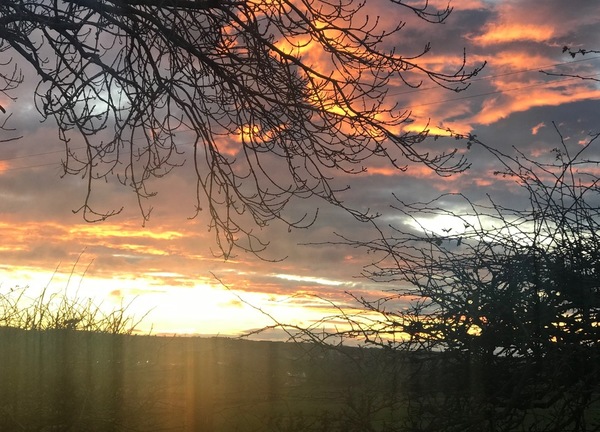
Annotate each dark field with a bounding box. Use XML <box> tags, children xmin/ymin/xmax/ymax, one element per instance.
<box><xmin>0</xmin><ymin>327</ymin><xmax>399</xmax><ymax>432</ymax></box>
<box><xmin>2</xmin><ymin>327</ymin><xmax>599</xmax><ymax>432</ymax></box>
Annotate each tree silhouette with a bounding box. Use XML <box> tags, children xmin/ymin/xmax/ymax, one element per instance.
<box><xmin>316</xmin><ymin>128</ymin><xmax>600</xmax><ymax>431</ymax></box>
<box><xmin>0</xmin><ymin>0</ymin><xmax>482</xmax><ymax>257</ymax></box>
<box><xmin>0</xmin><ymin>58</ymin><xmax>21</xmax><ymax>142</ymax></box>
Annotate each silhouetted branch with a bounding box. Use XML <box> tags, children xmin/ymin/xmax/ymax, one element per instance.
<box><xmin>308</xmin><ymin>128</ymin><xmax>600</xmax><ymax>431</ymax></box>
<box><xmin>540</xmin><ymin>46</ymin><xmax>600</xmax><ymax>82</ymax></box>
<box><xmin>0</xmin><ymin>0</ymin><xmax>483</xmax><ymax>257</ymax></box>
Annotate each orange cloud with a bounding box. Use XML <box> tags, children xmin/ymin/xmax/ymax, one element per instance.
<box><xmin>365</xmin><ymin>166</ymin><xmax>402</xmax><ymax>177</ymax></box>
<box><xmin>470</xmin><ymin>23</ymin><xmax>555</xmax><ymax>46</ymax></box>
<box><xmin>473</xmin><ymin>177</ymin><xmax>495</xmax><ymax>187</ymax></box>
<box><xmin>68</xmin><ymin>224</ymin><xmax>183</xmax><ymax>240</ymax></box>
<box><xmin>109</xmin><ymin>243</ymin><xmax>171</xmax><ymax>256</ymax></box>
<box><xmin>0</xmin><ymin>221</ymin><xmax>66</xmax><ymax>244</ymax></box>
<box><xmin>403</xmin><ymin>123</ymin><xmax>473</xmax><ymax>138</ymax></box>
<box><xmin>474</xmin><ymin>84</ymin><xmax>600</xmax><ymax>125</ymax></box>
<box><xmin>488</xmin><ymin>51</ymin><xmax>554</xmax><ymax>71</ymax></box>
<box><xmin>404</xmin><ymin>164</ymin><xmax>441</xmax><ymax>180</ymax></box>
<box><xmin>531</xmin><ymin>122</ymin><xmax>546</xmax><ymax>135</ymax></box>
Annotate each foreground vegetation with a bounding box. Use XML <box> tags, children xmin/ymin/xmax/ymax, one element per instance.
<box><xmin>0</xmin><ymin>284</ymin><xmax>147</xmax><ymax>334</ymax></box>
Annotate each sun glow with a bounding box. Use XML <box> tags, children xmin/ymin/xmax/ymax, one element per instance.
<box><xmin>0</xmin><ymin>263</ymin><xmax>352</xmax><ymax>337</ymax></box>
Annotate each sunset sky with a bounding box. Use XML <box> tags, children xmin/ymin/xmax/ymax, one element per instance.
<box><xmin>1</xmin><ymin>0</ymin><xmax>600</xmax><ymax>338</ymax></box>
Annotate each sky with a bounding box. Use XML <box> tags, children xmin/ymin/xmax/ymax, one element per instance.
<box><xmin>1</xmin><ymin>0</ymin><xmax>600</xmax><ymax>338</ymax></box>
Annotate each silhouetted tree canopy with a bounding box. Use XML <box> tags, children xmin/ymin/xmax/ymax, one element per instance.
<box><xmin>321</xmin><ymin>129</ymin><xmax>600</xmax><ymax>431</ymax></box>
<box><xmin>0</xmin><ymin>0</ymin><xmax>482</xmax><ymax>257</ymax></box>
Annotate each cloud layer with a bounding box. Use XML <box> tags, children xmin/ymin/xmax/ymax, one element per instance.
<box><xmin>1</xmin><ymin>0</ymin><xmax>599</xmax><ymax>335</ymax></box>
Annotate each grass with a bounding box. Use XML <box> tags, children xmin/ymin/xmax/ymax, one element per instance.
<box><xmin>0</xmin><ymin>283</ymin><xmax>148</xmax><ymax>334</ymax></box>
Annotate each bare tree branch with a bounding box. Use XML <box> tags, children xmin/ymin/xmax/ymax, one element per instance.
<box><xmin>0</xmin><ymin>0</ymin><xmax>483</xmax><ymax>257</ymax></box>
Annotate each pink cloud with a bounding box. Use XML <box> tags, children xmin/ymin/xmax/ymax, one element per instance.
<box><xmin>531</xmin><ymin>122</ymin><xmax>546</xmax><ymax>135</ymax></box>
